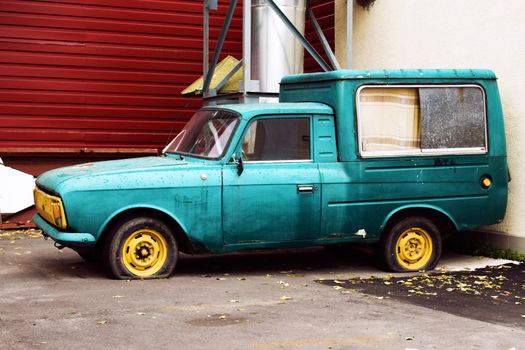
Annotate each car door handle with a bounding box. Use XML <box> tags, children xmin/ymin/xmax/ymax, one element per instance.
<box><xmin>297</xmin><ymin>185</ymin><xmax>316</xmax><ymax>193</ymax></box>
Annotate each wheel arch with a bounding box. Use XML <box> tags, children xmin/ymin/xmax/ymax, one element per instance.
<box><xmin>95</xmin><ymin>206</ymin><xmax>195</xmax><ymax>254</ymax></box>
<box><xmin>380</xmin><ymin>205</ymin><xmax>458</xmax><ymax>240</ymax></box>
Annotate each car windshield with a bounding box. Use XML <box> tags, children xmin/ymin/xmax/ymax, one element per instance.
<box><xmin>164</xmin><ymin>110</ymin><xmax>239</xmax><ymax>159</ymax></box>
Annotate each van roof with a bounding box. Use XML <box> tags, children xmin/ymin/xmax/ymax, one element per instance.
<box><xmin>203</xmin><ymin>102</ymin><xmax>333</xmax><ymax>120</ymax></box>
<box><xmin>281</xmin><ymin>69</ymin><xmax>496</xmax><ymax>84</ymax></box>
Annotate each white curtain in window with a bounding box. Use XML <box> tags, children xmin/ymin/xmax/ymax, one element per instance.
<box><xmin>359</xmin><ymin>88</ymin><xmax>421</xmax><ymax>152</ymax></box>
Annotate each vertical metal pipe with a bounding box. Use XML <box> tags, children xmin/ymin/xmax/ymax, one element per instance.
<box><xmin>243</xmin><ymin>0</ymin><xmax>254</xmax><ymax>92</ymax></box>
<box><xmin>203</xmin><ymin>1</ymin><xmax>209</xmax><ymax>83</ymax></box>
<box><xmin>247</xmin><ymin>0</ymin><xmax>309</xmax><ymax>95</ymax></box>
<box><xmin>252</xmin><ymin>0</ymin><xmax>308</xmax><ymax>93</ymax></box>
<box><xmin>346</xmin><ymin>0</ymin><xmax>353</xmax><ymax>69</ymax></box>
<box><xmin>253</xmin><ymin>0</ymin><xmax>327</xmax><ymax>93</ymax></box>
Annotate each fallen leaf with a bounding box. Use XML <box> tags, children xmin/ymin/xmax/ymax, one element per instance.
<box><xmin>112</xmin><ymin>295</ymin><xmax>124</xmax><ymax>299</ymax></box>
<box><xmin>97</xmin><ymin>320</ymin><xmax>107</xmax><ymax>325</ymax></box>
<box><xmin>219</xmin><ymin>315</ymin><xmax>227</xmax><ymax>320</ymax></box>
<box><xmin>280</xmin><ymin>296</ymin><xmax>292</xmax><ymax>301</ymax></box>
<box><xmin>229</xmin><ymin>300</ymin><xmax>240</xmax><ymax>303</ymax></box>
<box><xmin>137</xmin><ymin>312</ymin><xmax>145</xmax><ymax>315</ymax></box>
<box><xmin>287</xmin><ymin>273</ymin><xmax>304</xmax><ymax>277</ymax></box>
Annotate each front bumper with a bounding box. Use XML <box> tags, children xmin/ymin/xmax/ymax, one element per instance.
<box><xmin>33</xmin><ymin>214</ymin><xmax>96</xmax><ymax>247</ymax></box>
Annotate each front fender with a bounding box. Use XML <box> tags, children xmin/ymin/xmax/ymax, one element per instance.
<box><xmin>96</xmin><ymin>204</ymin><xmax>190</xmax><ymax>240</ymax></box>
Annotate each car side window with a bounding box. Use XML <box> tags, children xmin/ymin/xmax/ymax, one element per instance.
<box><xmin>241</xmin><ymin>117</ymin><xmax>311</xmax><ymax>161</ymax></box>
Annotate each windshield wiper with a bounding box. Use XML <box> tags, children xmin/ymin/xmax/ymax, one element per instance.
<box><xmin>163</xmin><ymin>152</ymin><xmax>184</xmax><ymax>160</ymax></box>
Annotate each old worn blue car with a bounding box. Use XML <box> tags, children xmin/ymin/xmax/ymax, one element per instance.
<box><xmin>33</xmin><ymin>69</ymin><xmax>508</xmax><ymax>279</ymax></box>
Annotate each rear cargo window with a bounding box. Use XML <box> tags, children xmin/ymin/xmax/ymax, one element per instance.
<box><xmin>357</xmin><ymin>86</ymin><xmax>487</xmax><ymax>157</ymax></box>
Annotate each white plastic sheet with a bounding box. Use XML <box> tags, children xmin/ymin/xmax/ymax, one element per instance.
<box><xmin>0</xmin><ymin>163</ymin><xmax>35</xmax><ymax>216</ymax></box>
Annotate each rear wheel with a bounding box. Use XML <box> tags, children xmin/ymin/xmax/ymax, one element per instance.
<box><xmin>381</xmin><ymin>216</ymin><xmax>442</xmax><ymax>272</ymax></box>
<box><xmin>104</xmin><ymin>216</ymin><xmax>178</xmax><ymax>279</ymax></box>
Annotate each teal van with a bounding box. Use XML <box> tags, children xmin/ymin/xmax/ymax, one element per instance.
<box><xmin>33</xmin><ymin>69</ymin><xmax>508</xmax><ymax>279</ymax></box>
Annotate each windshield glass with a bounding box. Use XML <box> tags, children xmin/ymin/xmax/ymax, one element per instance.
<box><xmin>164</xmin><ymin>110</ymin><xmax>239</xmax><ymax>159</ymax></box>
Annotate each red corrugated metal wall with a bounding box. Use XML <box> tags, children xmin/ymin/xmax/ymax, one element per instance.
<box><xmin>0</xmin><ymin>0</ymin><xmax>333</xmax><ymax>174</ymax></box>
<box><xmin>0</xmin><ymin>0</ymin><xmax>242</xmax><ymax>158</ymax></box>
<box><xmin>305</xmin><ymin>0</ymin><xmax>335</xmax><ymax>73</ymax></box>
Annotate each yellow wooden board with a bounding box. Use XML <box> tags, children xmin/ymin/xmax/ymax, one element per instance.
<box><xmin>181</xmin><ymin>55</ymin><xmax>243</xmax><ymax>95</ymax></box>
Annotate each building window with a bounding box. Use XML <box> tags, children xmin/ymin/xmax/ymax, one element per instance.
<box><xmin>242</xmin><ymin>118</ymin><xmax>311</xmax><ymax>161</ymax></box>
<box><xmin>357</xmin><ymin>86</ymin><xmax>486</xmax><ymax>157</ymax></box>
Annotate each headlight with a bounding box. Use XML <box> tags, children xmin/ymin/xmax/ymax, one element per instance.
<box><xmin>34</xmin><ymin>187</ymin><xmax>68</xmax><ymax>229</ymax></box>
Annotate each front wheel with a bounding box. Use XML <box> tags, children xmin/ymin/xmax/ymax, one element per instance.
<box><xmin>380</xmin><ymin>216</ymin><xmax>442</xmax><ymax>272</ymax></box>
<box><xmin>104</xmin><ymin>216</ymin><xmax>178</xmax><ymax>279</ymax></box>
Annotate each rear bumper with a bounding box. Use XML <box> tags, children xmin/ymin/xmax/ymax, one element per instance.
<box><xmin>33</xmin><ymin>214</ymin><xmax>96</xmax><ymax>247</ymax></box>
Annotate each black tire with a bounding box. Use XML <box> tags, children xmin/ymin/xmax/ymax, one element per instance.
<box><xmin>104</xmin><ymin>216</ymin><xmax>178</xmax><ymax>279</ymax></box>
<box><xmin>380</xmin><ymin>216</ymin><xmax>442</xmax><ymax>272</ymax></box>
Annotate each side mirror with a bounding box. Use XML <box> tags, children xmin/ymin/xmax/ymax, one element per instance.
<box><xmin>231</xmin><ymin>153</ymin><xmax>244</xmax><ymax>176</ymax></box>
<box><xmin>237</xmin><ymin>155</ymin><xmax>244</xmax><ymax>176</ymax></box>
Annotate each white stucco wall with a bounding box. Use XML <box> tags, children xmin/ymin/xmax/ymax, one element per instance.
<box><xmin>336</xmin><ymin>0</ymin><xmax>524</xmax><ymax>238</ymax></box>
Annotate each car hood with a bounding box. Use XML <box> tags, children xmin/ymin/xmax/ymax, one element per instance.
<box><xmin>36</xmin><ymin>156</ymin><xmax>189</xmax><ymax>193</ymax></box>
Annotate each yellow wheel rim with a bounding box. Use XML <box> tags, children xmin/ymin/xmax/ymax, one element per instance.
<box><xmin>395</xmin><ymin>227</ymin><xmax>433</xmax><ymax>270</ymax></box>
<box><xmin>122</xmin><ymin>229</ymin><xmax>168</xmax><ymax>277</ymax></box>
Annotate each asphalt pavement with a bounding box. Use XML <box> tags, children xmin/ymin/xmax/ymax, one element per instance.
<box><xmin>1</xmin><ymin>231</ymin><xmax>523</xmax><ymax>350</ymax></box>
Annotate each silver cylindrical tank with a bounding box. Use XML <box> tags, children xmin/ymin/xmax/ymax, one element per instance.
<box><xmin>251</xmin><ymin>0</ymin><xmax>306</xmax><ymax>93</ymax></box>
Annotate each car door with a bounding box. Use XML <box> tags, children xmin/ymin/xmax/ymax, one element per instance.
<box><xmin>222</xmin><ymin>115</ymin><xmax>321</xmax><ymax>246</ymax></box>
